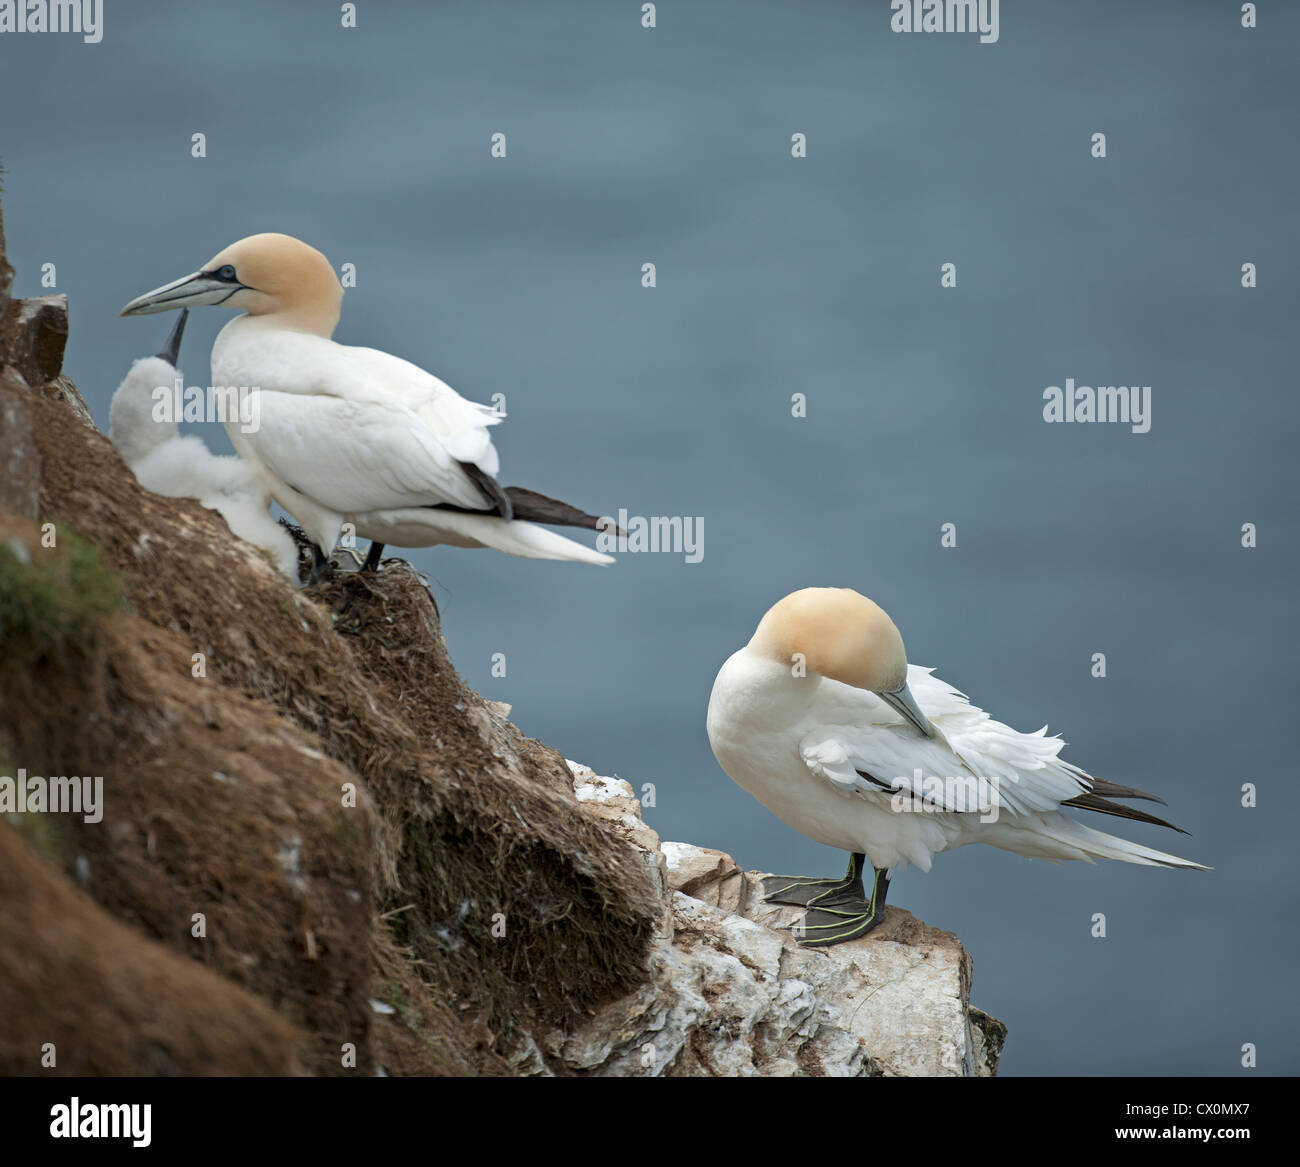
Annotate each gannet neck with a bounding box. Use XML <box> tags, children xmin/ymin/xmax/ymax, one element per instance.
<box><xmin>721</xmin><ymin>647</ymin><xmax>824</xmax><ymax>718</ymax></box>
<box><xmin>254</xmin><ymin>300</ymin><xmax>341</xmax><ymax>337</ymax></box>
<box><xmin>748</xmin><ymin>586</ymin><xmax>909</xmax><ymax>695</ymax></box>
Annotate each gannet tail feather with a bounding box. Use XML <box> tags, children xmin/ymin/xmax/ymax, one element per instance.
<box><xmin>449</xmin><ymin>513</ymin><xmax>614</xmax><ymax>566</ymax></box>
<box><xmin>1033</xmin><ymin>816</ymin><xmax>1211</xmax><ymax>871</ymax></box>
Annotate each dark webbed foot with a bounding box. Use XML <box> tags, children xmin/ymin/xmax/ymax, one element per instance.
<box><xmin>793</xmin><ymin>902</ymin><xmax>887</xmax><ymax>947</ymax></box>
<box><xmin>763</xmin><ymin>851</ymin><xmax>867</xmax><ymax>907</ymax></box>
<box><xmin>766</xmin><ymin>854</ymin><xmax>892</xmax><ymax>949</ymax></box>
<box><xmin>361</xmin><ymin>541</ymin><xmax>385</xmax><ymax>573</ymax></box>
<box><xmin>762</xmin><ymin>873</ymin><xmax>859</xmax><ymax>907</ymax></box>
<box><xmin>305</xmin><ymin>545</ymin><xmax>331</xmax><ymax>585</ymax></box>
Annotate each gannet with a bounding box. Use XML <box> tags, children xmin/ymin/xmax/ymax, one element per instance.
<box><xmin>108</xmin><ymin>310</ymin><xmax>301</xmax><ymax>579</ymax></box>
<box><xmin>706</xmin><ymin>587</ymin><xmax>1208</xmax><ymax>948</ymax></box>
<box><xmin>119</xmin><ymin>234</ymin><xmax>614</xmax><ymax>581</ymax></box>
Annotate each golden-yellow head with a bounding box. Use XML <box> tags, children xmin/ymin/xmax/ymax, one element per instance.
<box><xmin>121</xmin><ymin>232</ymin><xmax>343</xmax><ymax>336</ymax></box>
<box><xmin>749</xmin><ymin>587</ymin><xmax>908</xmax><ymax>693</ymax></box>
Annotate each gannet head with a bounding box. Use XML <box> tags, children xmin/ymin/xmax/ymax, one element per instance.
<box><xmin>120</xmin><ymin>233</ymin><xmax>343</xmax><ymax>336</ymax></box>
<box><xmin>748</xmin><ymin>587</ymin><xmax>935</xmax><ymax>737</ymax></box>
<box><xmin>108</xmin><ymin>310</ymin><xmax>189</xmax><ymax>465</ymax></box>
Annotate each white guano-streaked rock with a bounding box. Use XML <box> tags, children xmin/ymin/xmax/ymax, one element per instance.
<box><xmin>554</xmin><ymin>762</ymin><xmax>1005</xmax><ymax>1077</ymax></box>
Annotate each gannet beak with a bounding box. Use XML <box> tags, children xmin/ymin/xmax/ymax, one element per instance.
<box><xmin>120</xmin><ymin>271</ymin><xmax>243</xmax><ymax>317</ymax></box>
<box><xmin>879</xmin><ymin>682</ymin><xmax>935</xmax><ymax>738</ymax></box>
<box><xmin>155</xmin><ymin>308</ymin><xmax>189</xmax><ymax>365</ymax></box>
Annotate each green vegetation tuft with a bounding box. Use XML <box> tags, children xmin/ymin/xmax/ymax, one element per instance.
<box><xmin>0</xmin><ymin>530</ymin><xmax>122</xmax><ymax>666</ymax></box>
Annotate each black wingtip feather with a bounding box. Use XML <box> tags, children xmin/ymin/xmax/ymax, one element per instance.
<box><xmin>1086</xmin><ymin>776</ymin><xmax>1169</xmax><ymax>806</ymax></box>
<box><xmin>504</xmin><ymin>485</ymin><xmax>623</xmax><ymax>534</ymax></box>
<box><xmin>1062</xmin><ymin>792</ymin><xmax>1189</xmax><ymax>835</ymax></box>
<box><xmin>456</xmin><ymin>460</ymin><xmax>514</xmax><ymax>520</ymax></box>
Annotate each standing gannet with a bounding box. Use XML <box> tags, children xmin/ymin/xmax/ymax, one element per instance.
<box><xmin>108</xmin><ymin>310</ymin><xmax>301</xmax><ymax>579</ymax></box>
<box><xmin>706</xmin><ymin>587</ymin><xmax>1208</xmax><ymax>948</ymax></box>
<box><xmin>118</xmin><ymin>234</ymin><xmax>613</xmax><ymax>581</ymax></box>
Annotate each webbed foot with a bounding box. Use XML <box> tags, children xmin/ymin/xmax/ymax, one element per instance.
<box><xmin>769</xmin><ymin>854</ymin><xmax>893</xmax><ymax>948</ymax></box>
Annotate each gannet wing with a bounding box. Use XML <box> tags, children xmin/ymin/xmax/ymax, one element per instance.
<box><xmin>243</xmin><ymin>390</ymin><xmax>494</xmax><ymax>514</ymax></box>
<box><xmin>798</xmin><ymin>667</ymin><xmax>1092</xmax><ymax>818</ymax></box>
<box><xmin>214</xmin><ymin>330</ymin><xmax>504</xmax><ymax>492</ymax></box>
<box><xmin>341</xmin><ymin>344</ymin><xmax>504</xmax><ymax>476</ymax></box>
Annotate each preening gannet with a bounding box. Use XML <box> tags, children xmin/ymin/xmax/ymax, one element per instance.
<box><xmin>706</xmin><ymin>587</ymin><xmax>1208</xmax><ymax>948</ymax></box>
<box><xmin>119</xmin><ymin>233</ymin><xmax>614</xmax><ymax>581</ymax></box>
<box><xmin>108</xmin><ymin>310</ymin><xmax>301</xmax><ymax>579</ymax></box>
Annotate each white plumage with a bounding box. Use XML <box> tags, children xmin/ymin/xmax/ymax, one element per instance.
<box><xmin>107</xmin><ymin>326</ymin><xmax>301</xmax><ymax>581</ymax></box>
<box><xmin>210</xmin><ymin>320</ymin><xmax>612</xmax><ymax>566</ymax></box>
<box><xmin>212</xmin><ymin>323</ymin><xmax>500</xmax><ymax>520</ymax></box>
<box><xmin>707</xmin><ymin>588</ymin><xmax>1209</xmax><ymax>876</ymax></box>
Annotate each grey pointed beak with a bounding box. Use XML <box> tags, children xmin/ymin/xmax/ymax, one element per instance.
<box><xmin>155</xmin><ymin>308</ymin><xmax>189</xmax><ymax>366</ymax></box>
<box><xmin>120</xmin><ymin>271</ymin><xmax>240</xmax><ymax>317</ymax></box>
<box><xmin>879</xmin><ymin>682</ymin><xmax>934</xmax><ymax>738</ymax></box>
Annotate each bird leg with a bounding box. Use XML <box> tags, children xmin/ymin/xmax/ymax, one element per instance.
<box><xmin>361</xmin><ymin>541</ymin><xmax>386</xmax><ymax>573</ymax></box>
<box><xmin>306</xmin><ymin>545</ymin><xmax>331</xmax><ymax>586</ymax></box>
<box><xmin>789</xmin><ymin>856</ymin><xmax>890</xmax><ymax>948</ymax></box>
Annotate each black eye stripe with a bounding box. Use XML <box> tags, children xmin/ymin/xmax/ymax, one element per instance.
<box><xmin>209</xmin><ymin>264</ymin><xmax>239</xmax><ymax>282</ymax></box>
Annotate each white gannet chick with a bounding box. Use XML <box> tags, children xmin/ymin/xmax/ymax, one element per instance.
<box><xmin>108</xmin><ymin>310</ymin><xmax>301</xmax><ymax>580</ymax></box>
<box><xmin>706</xmin><ymin>587</ymin><xmax>1208</xmax><ymax>948</ymax></box>
<box><xmin>119</xmin><ymin>233</ymin><xmax>614</xmax><ymax>581</ymax></box>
